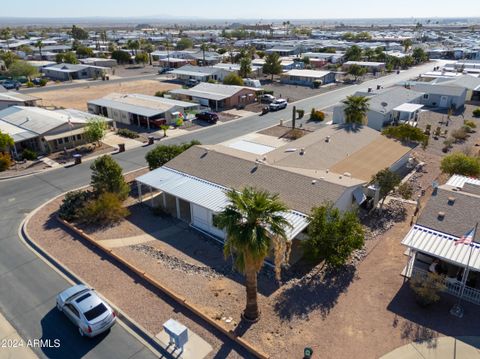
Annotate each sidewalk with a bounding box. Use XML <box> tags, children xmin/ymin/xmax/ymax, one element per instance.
<box><xmin>0</xmin><ymin>312</ymin><xmax>38</xmax><ymax>359</ymax></box>
<box><xmin>381</xmin><ymin>336</ymin><xmax>480</xmax><ymax>358</ymax></box>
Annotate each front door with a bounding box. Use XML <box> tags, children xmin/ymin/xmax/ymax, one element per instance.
<box><xmin>440</xmin><ymin>95</ymin><xmax>449</xmax><ymax>108</ymax></box>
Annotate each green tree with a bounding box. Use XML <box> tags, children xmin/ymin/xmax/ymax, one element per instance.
<box><xmin>402</xmin><ymin>39</ymin><xmax>413</xmax><ymax>53</ymax></box>
<box><xmin>135</xmin><ymin>52</ymin><xmax>149</xmax><ymax>66</ymax></box>
<box><xmin>412</xmin><ymin>47</ymin><xmax>428</xmax><ymax>64</ymax></box>
<box><xmin>214</xmin><ymin>187</ymin><xmax>291</xmax><ymax>321</ymax></box>
<box><xmin>0</xmin><ymin>130</ymin><xmax>14</xmax><ymax>153</ymax></box>
<box><xmin>176</xmin><ymin>38</ymin><xmax>193</xmax><ymax>50</ymax></box>
<box><xmin>84</xmin><ymin>117</ymin><xmax>107</xmax><ymax>146</ymax></box>
<box><xmin>0</xmin><ymin>28</ymin><xmax>12</xmax><ymax>50</ymax></box>
<box><xmin>56</xmin><ymin>52</ymin><xmax>78</xmax><ymax>64</ymax></box>
<box><xmin>75</xmin><ymin>46</ymin><xmax>94</xmax><ymax>57</ymax></box>
<box><xmin>17</xmin><ymin>45</ymin><xmax>33</xmax><ymax>55</ymax></box>
<box><xmin>8</xmin><ymin>60</ymin><xmax>39</xmax><ymax>81</ymax></box>
<box><xmin>239</xmin><ymin>56</ymin><xmax>252</xmax><ymax>78</ymax></box>
<box><xmin>71</xmin><ymin>25</ymin><xmax>89</xmax><ymax>40</ymax></box>
<box><xmin>223</xmin><ymin>72</ymin><xmax>244</xmax><ymax>86</ymax></box>
<box><xmin>371</xmin><ymin>168</ymin><xmax>401</xmax><ymax>209</ymax></box>
<box><xmin>303</xmin><ymin>203</ymin><xmax>364</xmax><ymax>267</ymax></box>
<box><xmin>342</xmin><ymin>95</ymin><xmax>370</xmax><ymax>126</ymax></box>
<box><xmin>1</xmin><ymin>51</ymin><xmax>19</xmax><ymax>68</ymax></box>
<box><xmin>440</xmin><ymin>152</ymin><xmax>480</xmax><ymax>177</ymax></box>
<box><xmin>111</xmin><ymin>50</ymin><xmax>131</xmax><ymax>64</ymax></box>
<box><xmin>90</xmin><ymin>155</ymin><xmax>130</xmax><ymax>201</ymax></box>
<box><xmin>345</xmin><ymin>45</ymin><xmax>363</xmax><ymax>61</ymax></box>
<box><xmin>347</xmin><ymin>64</ymin><xmax>367</xmax><ymax>81</ymax></box>
<box><xmin>126</xmin><ymin>39</ymin><xmax>139</xmax><ymax>55</ymax></box>
<box><xmin>145</xmin><ymin>140</ymin><xmax>200</xmax><ymax>170</ymax></box>
<box><xmin>160</xmin><ymin>124</ymin><xmax>169</xmax><ymax>137</ymax></box>
<box><xmin>80</xmin><ymin>192</ymin><xmax>130</xmax><ymax>224</ymax></box>
<box><xmin>382</xmin><ymin>124</ymin><xmax>428</xmax><ymax>145</ymax></box>
<box><xmin>263</xmin><ymin>52</ymin><xmax>282</xmax><ymax>80</ymax></box>
<box><xmin>141</xmin><ymin>42</ymin><xmax>155</xmax><ymax>65</ymax></box>
<box><xmin>35</xmin><ymin>40</ymin><xmax>44</xmax><ymax>57</ymax></box>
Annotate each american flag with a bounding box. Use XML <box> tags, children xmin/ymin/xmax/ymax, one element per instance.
<box><xmin>455</xmin><ymin>227</ymin><xmax>476</xmax><ymax>246</ymax></box>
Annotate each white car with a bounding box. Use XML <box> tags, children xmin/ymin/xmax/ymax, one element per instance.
<box><xmin>269</xmin><ymin>99</ymin><xmax>288</xmax><ymax>111</ymax></box>
<box><xmin>56</xmin><ymin>285</ymin><xmax>116</xmax><ymax>337</ymax></box>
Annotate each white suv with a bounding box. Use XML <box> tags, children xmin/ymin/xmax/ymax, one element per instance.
<box><xmin>269</xmin><ymin>99</ymin><xmax>288</xmax><ymax>111</ymax></box>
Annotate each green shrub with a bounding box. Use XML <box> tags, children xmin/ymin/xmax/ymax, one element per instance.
<box><xmin>464</xmin><ymin>120</ymin><xmax>477</xmax><ymax>129</ymax></box>
<box><xmin>473</xmin><ymin>108</ymin><xmax>480</xmax><ymax>117</ymax></box>
<box><xmin>39</xmin><ymin>78</ymin><xmax>48</xmax><ymax>86</ymax></box>
<box><xmin>0</xmin><ymin>153</ymin><xmax>12</xmax><ymax>172</ymax></box>
<box><xmin>154</xmin><ymin>90</ymin><xmax>167</xmax><ymax>97</ymax></box>
<box><xmin>410</xmin><ymin>272</ymin><xmax>445</xmax><ymax>307</ymax></box>
<box><xmin>26</xmin><ymin>81</ymin><xmax>34</xmax><ymax>88</ymax></box>
<box><xmin>117</xmin><ymin>128</ymin><xmax>139</xmax><ymax>139</ymax></box>
<box><xmin>441</xmin><ymin>152</ymin><xmax>480</xmax><ymax>176</ymax></box>
<box><xmin>262</xmin><ymin>89</ymin><xmax>274</xmax><ymax>95</ymax></box>
<box><xmin>310</xmin><ymin>108</ymin><xmax>325</xmax><ymax>121</ymax></box>
<box><xmin>396</xmin><ymin>182</ymin><xmax>413</xmax><ymax>200</ymax></box>
<box><xmin>145</xmin><ymin>140</ymin><xmax>200</xmax><ymax>170</ymax></box>
<box><xmin>58</xmin><ymin>190</ymin><xmax>93</xmax><ymax>221</ymax></box>
<box><xmin>21</xmin><ymin>148</ymin><xmax>37</xmax><ymax>161</ymax></box>
<box><xmin>79</xmin><ymin>192</ymin><xmax>130</xmax><ymax>224</ymax></box>
<box><xmin>296</xmin><ymin>109</ymin><xmax>305</xmax><ymax>119</ymax></box>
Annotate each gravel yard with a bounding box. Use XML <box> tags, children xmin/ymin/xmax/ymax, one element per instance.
<box><xmin>34</xmin><ymin>80</ymin><xmax>181</xmax><ymax>111</ymax></box>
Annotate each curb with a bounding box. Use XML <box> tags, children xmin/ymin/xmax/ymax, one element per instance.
<box><xmin>18</xmin><ymin>195</ymin><xmax>170</xmax><ymax>359</ymax></box>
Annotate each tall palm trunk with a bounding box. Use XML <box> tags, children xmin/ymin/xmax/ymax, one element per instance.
<box><xmin>243</xmin><ymin>259</ymin><xmax>260</xmax><ymax>321</ymax></box>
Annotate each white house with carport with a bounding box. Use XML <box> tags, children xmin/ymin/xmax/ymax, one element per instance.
<box><xmin>401</xmin><ymin>175</ymin><xmax>480</xmax><ymax>305</ymax></box>
<box><xmin>168</xmin><ymin>65</ymin><xmax>230</xmax><ymax>83</ymax></box>
<box><xmin>87</xmin><ymin>93</ymin><xmax>200</xmax><ymax>128</ymax></box>
<box><xmin>280</xmin><ymin>69</ymin><xmax>336</xmax><ymax>87</ymax></box>
<box><xmin>411</xmin><ymin>83</ymin><xmax>467</xmax><ymax>110</ymax></box>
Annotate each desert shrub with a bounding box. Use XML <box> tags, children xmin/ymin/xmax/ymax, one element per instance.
<box><xmin>21</xmin><ymin>148</ymin><xmax>37</xmax><ymax>161</ymax></box>
<box><xmin>296</xmin><ymin>109</ymin><xmax>305</xmax><ymax>119</ymax></box>
<box><xmin>310</xmin><ymin>108</ymin><xmax>325</xmax><ymax>121</ymax></box>
<box><xmin>451</xmin><ymin>128</ymin><xmax>468</xmax><ymax>142</ymax></box>
<box><xmin>154</xmin><ymin>90</ymin><xmax>167</xmax><ymax>97</ymax></box>
<box><xmin>410</xmin><ymin>272</ymin><xmax>445</xmax><ymax>306</ymax></box>
<box><xmin>39</xmin><ymin>78</ymin><xmax>48</xmax><ymax>86</ymax></box>
<box><xmin>79</xmin><ymin>192</ymin><xmax>130</xmax><ymax>224</ymax></box>
<box><xmin>462</xmin><ymin>125</ymin><xmax>474</xmax><ymax>134</ymax></box>
<box><xmin>464</xmin><ymin>120</ymin><xmax>477</xmax><ymax>129</ymax></box>
<box><xmin>288</xmin><ymin>129</ymin><xmax>304</xmax><ymax>139</ymax></box>
<box><xmin>145</xmin><ymin>140</ymin><xmax>200</xmax><ymax>170</ymax></box>
<box><xmin>442</xmin><ymin>138</ymin><xmax>454</xmax><ymax>153</ymax></box>
<box><xmin>90</xmin><ymin>155</ymin><xmax>130</xmax><ymax>201</ymax></box>
<box><xmin>58</xmin><ymin>190</ymin><xmax>94</xmax><ymax>221</ymax></box>
<box><xmin>396</xmin><ymin>182</ymin><xmax>414</xmax><ymax>200</ymax></box>
<box><xmin>26</xmin><ymin>81</ymin><xmax>34</xmax><ymax>88</ymax></box>
<box><xmin>0</xmin><ymin>153</ymin><xmax>12</xmax><ymax>172</ymax></box>
<box><xmin>473</xmin><ymin>108</ymin><xmax>480</xmax><ymax>117</ymax></box>
<box><xmin>440</xmin><ymin>152</ymin><xmax>480</xmax><ymax>176</ymax></box>
<box><xmin>117</xmin><ymin>128</ymin><xmax>139</xmax><ymax>139</ymax></box>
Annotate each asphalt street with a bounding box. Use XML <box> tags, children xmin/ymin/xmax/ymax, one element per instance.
<box><xmin>0</xmin><ymin>60</ymin><xmax>438</xmax><ymax>358</ymax></box>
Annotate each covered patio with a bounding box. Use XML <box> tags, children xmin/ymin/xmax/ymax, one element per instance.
<box><xmin>393</xmin><ymin>103</ymin><xmax>424</xmax><ymax>127</ymax></box>
<box><xmin>402</xmin><ymin>225</ymin><xmax>480</xmax><ymax>305</ymax></box>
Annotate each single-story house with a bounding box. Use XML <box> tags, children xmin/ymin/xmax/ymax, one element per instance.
<box><xmin>87</xmin><ymin>93</ymin><xmax>200</xmax><ymax>128</ymax></box>
<box><xmin>252</xmin><ymin>58</ymin><xmax>303</xmax><ymax>72</ymax></box>
<box><xmin>280</xmin><ymin>69</ymin><xmax>336</xmax><ymax>87</ymax></box>
<box><xmin>411</xmin><ymin>83</ymin><xmax>467</xmax><ymax>109</ymax></box>
<box><xmin>135</xmin><ymin>125</ymin><xmax>414</xmax><ymax>255</ymax></box>
<box><xmin>434</xmin><ymin>75</ymin><xmax>480</xmax><ymax>102</ymax></box>
<box><xmin>333</xmin><ymin>87</ymin><xmax>424</xmax><ymax>131</ymax></box>
<box><xmin>169</xmin><ymin>82</ymin><xmax>258</xmax><ymax>111</ymax></box>
<box><xmin>79</xmin><ymin>57</ymin><xmax>117</xmax><ymax>68</ymax></box>
<box><xmin>43</xmin><ymin>63</ymin><xmax>109</xmax><ymax>81</ymax></box>
<box><xmin>0</xmin><ymin>106</ymin><xmax>111</xmax><ymax>155</ymax></box>
<box><xmin>26</xmin><ymin>60</ymin><xmax>57</xmax><ymax>71</ymax></box>
<box><xmin>158</xmin><ymin>57</ymin><xmax>191</xmax><ymax>69</ymax></box>
<box><xmin>302</xmin><ymin>52</ymin><xmax>345</xmax><ymax>64</ymax></box>
<box><xmin>168</xmin><ymin>65</ymin><xmax>231</xmax><ymax>83</ymax></box>
<box><xmin>0</xmin><ymin>90</ymin><xmax>40</xmax><ymax>110</ymax></box>
<box><xmin>401</xmin><ymin>175</ymin><xmax>480</xmax><ymax>305</ymax></box>
<box><xmin>343</xmin><ymin>61</ymin><xmax>386</xmax><ymax>73</ymax></box>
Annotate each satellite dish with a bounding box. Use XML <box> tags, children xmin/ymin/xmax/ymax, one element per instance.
<box><xmin>381</xmin><ymin>102</ymin><xmax>388</xmax><ymax>113</ymax></box>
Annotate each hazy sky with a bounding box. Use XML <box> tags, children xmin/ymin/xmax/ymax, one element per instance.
<box><xmin>2</xmin><ymin>0</ymin><xmax>479</xmax><ymax>19</ymax></box>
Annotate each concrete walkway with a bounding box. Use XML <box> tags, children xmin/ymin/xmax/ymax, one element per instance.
<box><xmin>381</xmin><ymin>336</ymin><xmax>480</xmax><ymax>359</ymax></box>
<box><xmin>0</xmin><ymin>312</ymin><xmax>37</xmax><ymax>359</ymax></box>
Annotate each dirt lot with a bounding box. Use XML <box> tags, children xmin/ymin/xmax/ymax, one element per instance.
<box><xmin>34</xmin><ymin>80</ymin><xmax>181</xmax><ymax>111</ymax></box>
<box><xmin>261</xmin><ymin>81</ymin><xmax>346</xmax><ymax>102</ymax></box>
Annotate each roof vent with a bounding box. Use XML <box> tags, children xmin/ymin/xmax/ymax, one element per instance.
<box><xmin>343</xmin><ymin>172</ymin><xmax>351</xmax><ymax>177</ymax></box>
<box><xmin>311</xmin><ymin>180</ymin><xmax>317</xmax><ymax>185</ymax></box>
<box><xmin>325</xmin><ymin>136</ymin><xmax>331</xmax><ymax>142</ymax></box>
<box><xmin>437</xmin><ymin>211</ymin><xmax>445</xmax><ymax>220</ymax></box>
<box><xmin>447</xmin><ymin>196</ymin><xmax>456</xmax><ymax>205</ymax></box>
<box><xmin>326</xmin><ymin>169</ymin><xmax>329</xmax><ymax>173</ymax></box>
<box><xmin>300</xmin><ymin>148</ymin><xmax>305</xmax><ymax>155</ymax></box>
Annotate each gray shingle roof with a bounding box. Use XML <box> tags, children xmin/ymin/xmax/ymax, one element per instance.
<box><xmin>416</xmin><ymin>186</ymin><xmax>480</xmax><ymax>242</ymax></box>
<box><xmin>412</xmin><ymin>83</ymin><xmax>467</xmax><ymax>97</ymax></box>
<box><xmin>165</xmin><ymin>146</ymin><xmax>351</xmax><ymax>214</ymax></box>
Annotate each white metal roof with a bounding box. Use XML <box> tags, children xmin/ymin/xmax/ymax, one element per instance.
<box><xmin>283</xmin><ymin>69</ymin><xmax>332</xmax><ymax>78</ymax></box>
<box><xmin>136</xmin><ymin>166</ymin><xmax>309</xmax><ymax>240</ymax></box>
<box><xmin>393</xmin><ymin>103</ymin><xmax>424</xmax><ymax>113</ymax></box>
<box><xmin>402</xmin><ymin>225</ymin><xmax>480</xmax><ymax>271</ymax></box>
<box><xmin>446</xmin><ymin>175</ymin><xmax>480</xmax><ymax>188</ymax></box>
<box><xmin>227</xmin><ymin>139</ymin><xmax>276</xmax><ymax>155</ymax></box>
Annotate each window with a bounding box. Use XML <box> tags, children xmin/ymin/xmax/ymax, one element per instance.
<box><xmin>84</xmin><ymin>303</ymin><xmax>108</xmax><ymax>321</ymax></box>
<box><xmin>57</xmin><ymin>138</ymin><xmax>64</xmax><ymax>145</ymax></box>
<box><xmin>76</xmin><ymin>134</ymin><xmax>82</xmax><ymax>140</ymax></box>
<box><xmin>423</xmin><ymin>94</ymin><xmax>429</xmax><ymax>99</ymax></box>
<box><xmin>64</xmin><ymin>136</ymin><xmax>70</xmax><ymax>143</ymax></box>
<box><xmin>66</xmin><ymin>304</ymin><xmax>80</xmax><ymax>318</ymax></box>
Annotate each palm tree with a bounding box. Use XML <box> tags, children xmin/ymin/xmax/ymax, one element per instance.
<box><xmin>200</xmin><ymin>42</ymin><xmax>209</xmax><ymax>66</ymax></box>
<box><xmin>1</xmin><ymin>27</ymin><xmax>12</xmax><ymax>50</ymax></box>
<box><xmin>35</xmin><ymin>40</ymin><xmax>43</xmax><ymax>58</ymax></box>
<box><xmin>214</xmin><ymin>187</ymin><xmax>291</xmax><ymax>322</ymax></box>
<box><xmin>342</xmin><ymin>95</ymin><xmax>370</xmax><ymax>126</ymax></box>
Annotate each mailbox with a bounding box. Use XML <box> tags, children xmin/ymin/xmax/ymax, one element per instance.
<box><xmin>163</xmin><ymin>319</ymin><xmax>188</xmax><ymax>353</ymax></box>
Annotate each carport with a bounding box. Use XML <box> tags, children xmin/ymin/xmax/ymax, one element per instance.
<box><xmin>135</xmin><ymin>166</ymin><xmax>310</xmax><ymax>242</ymax></box>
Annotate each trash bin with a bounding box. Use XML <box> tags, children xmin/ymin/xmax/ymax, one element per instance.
<box><xmin>118</xmin><ymin>143</ymin><xmax>125</xmax><ymax>153</ymax></box>
<box><xmin>73</xmin><ymin>154</ymin><xmax>82</xmax><ymax>165</ymax></box>
<box><xmin>148</xmin><ymin>136</ymin><xmax>155</xmax><ymax>145</ymax></box>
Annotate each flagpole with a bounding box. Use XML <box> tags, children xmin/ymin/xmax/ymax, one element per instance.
<box><xmin>451</xmin><ymin>222</ymin><xmax>478</xmax><ymax>318</ymax></box>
